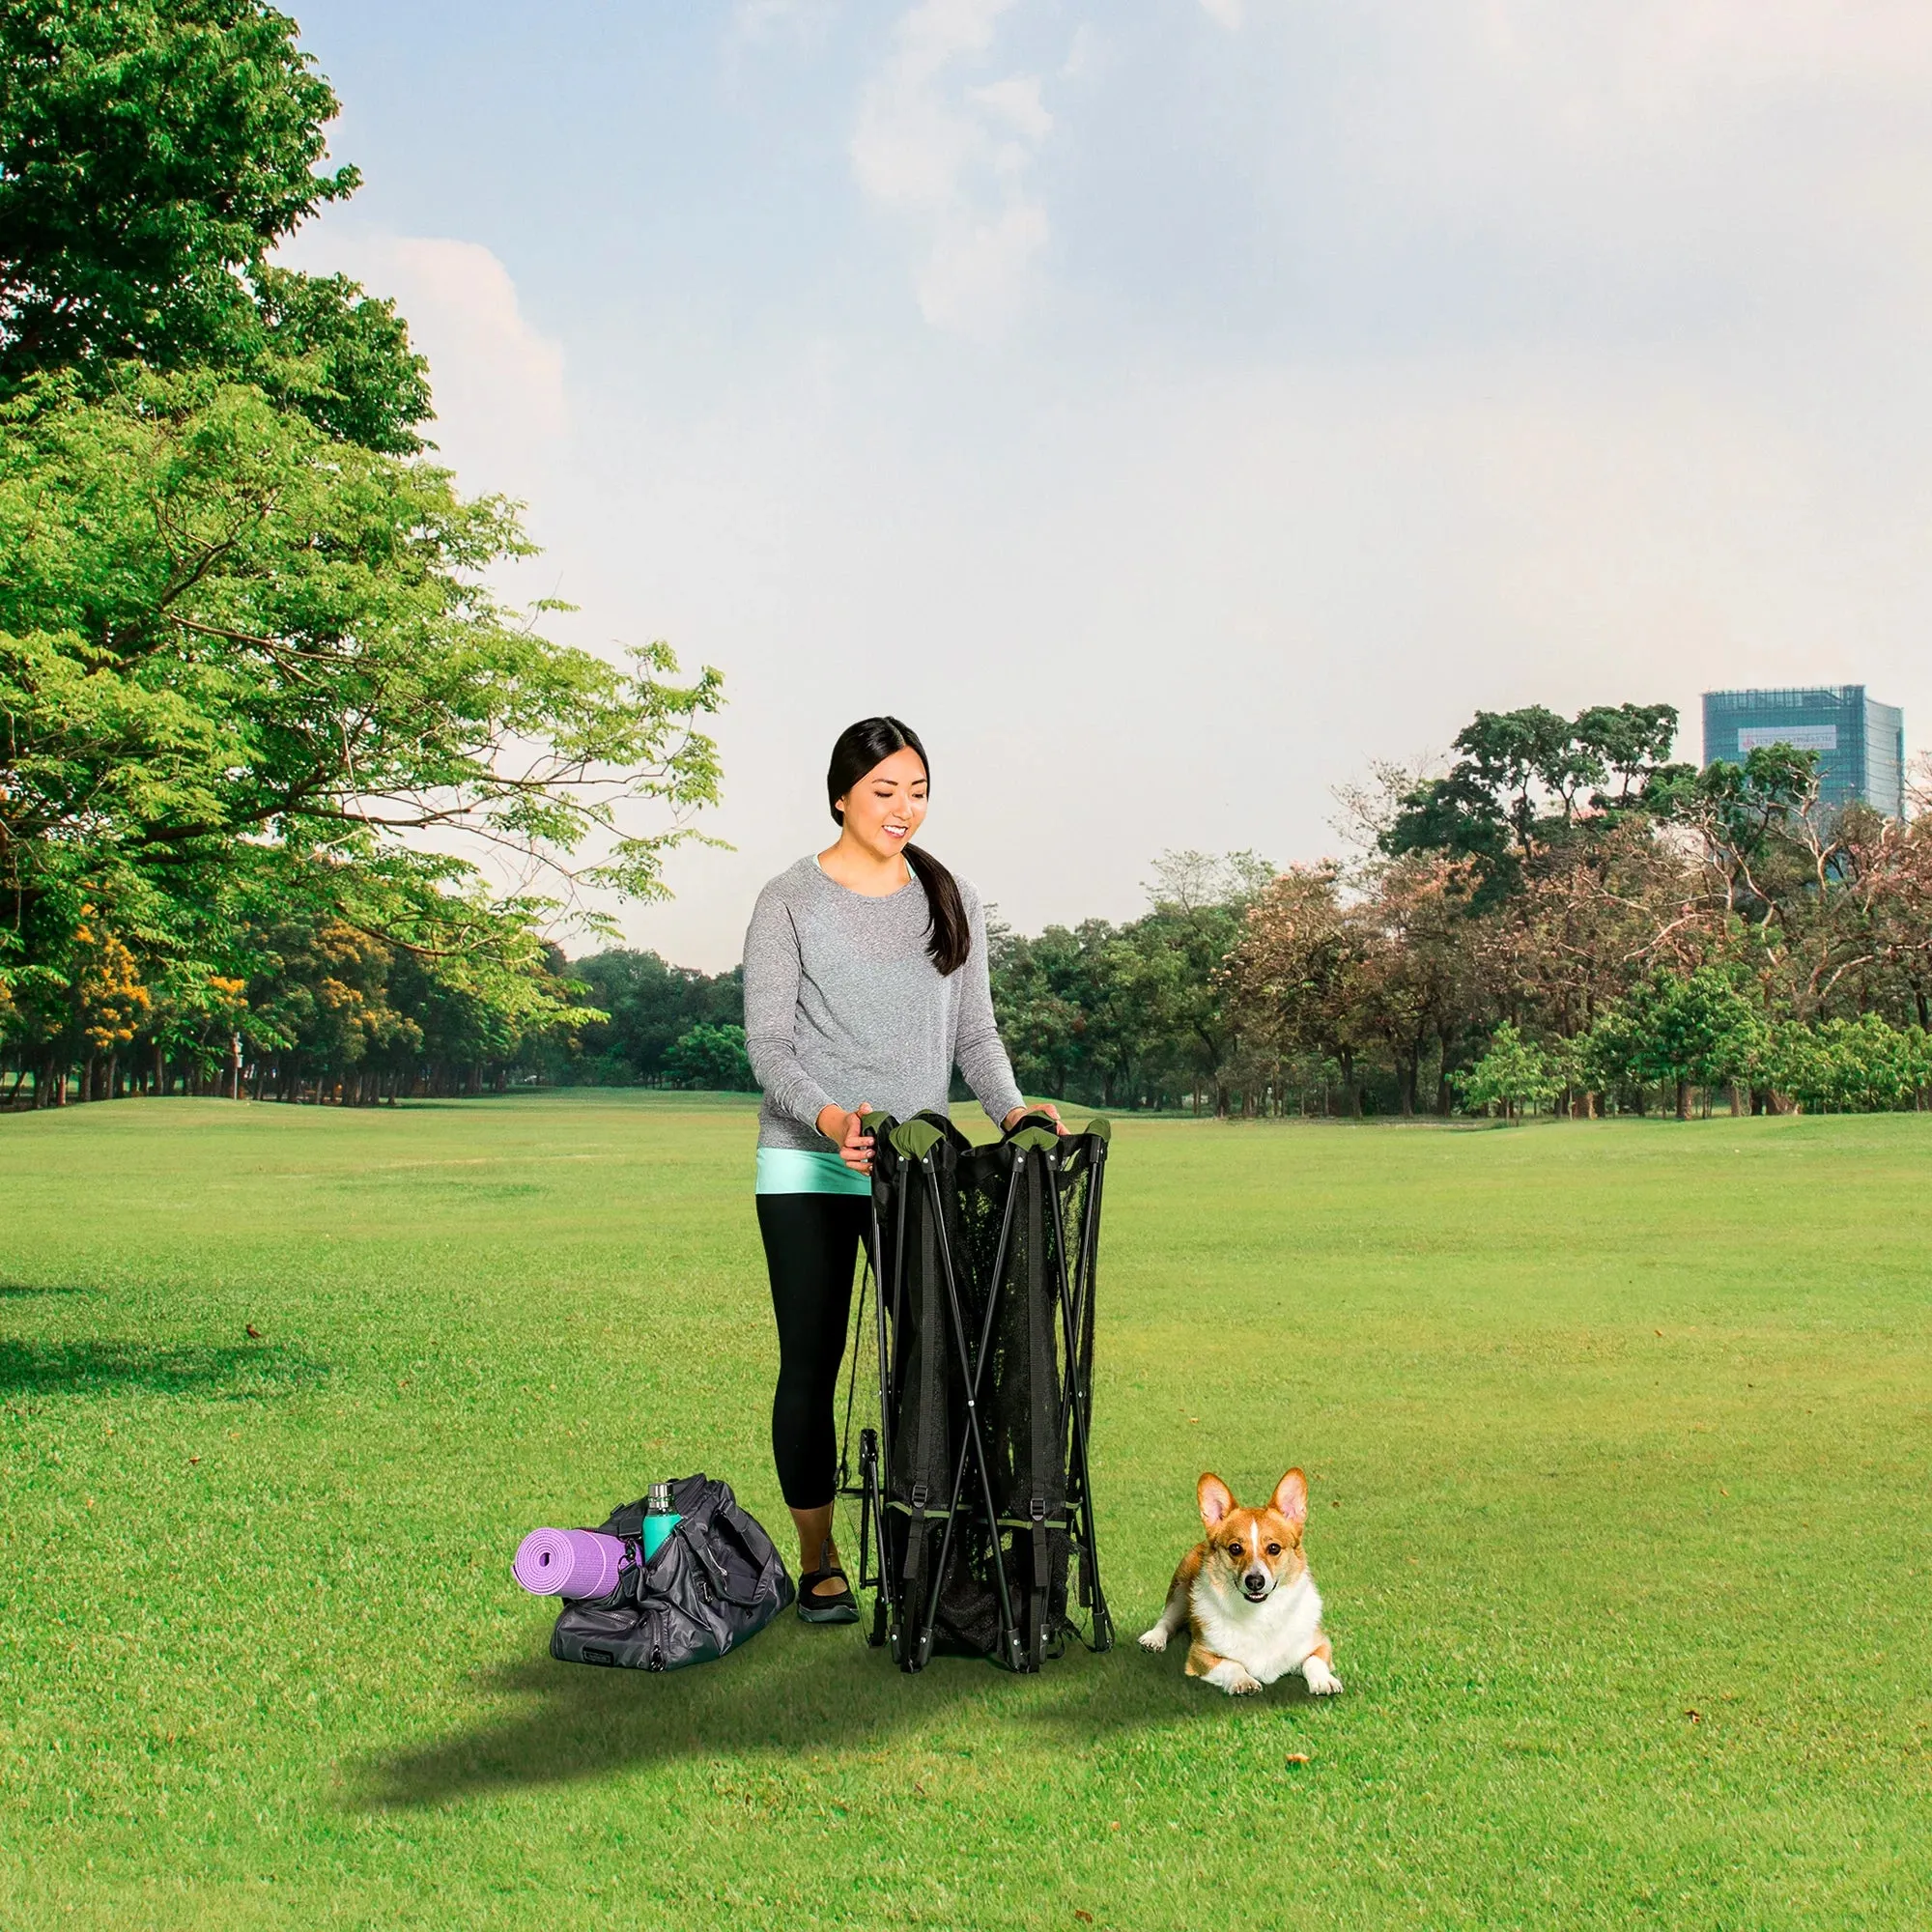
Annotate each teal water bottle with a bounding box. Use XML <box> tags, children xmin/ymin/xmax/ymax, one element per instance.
<box><xmin>642</xmin><ymin>1481</ymin><xmax>681</xmax><ymax>1559</ymax></box>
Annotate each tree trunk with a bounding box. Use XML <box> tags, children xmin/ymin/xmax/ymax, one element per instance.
<box><xmin>1339</xmin><ymin>1052</ymin><xmax>1361</xmax><ymax>1118</ymax></box>
<box><xmin>1675</xmin><ymin>1078</ymin><xmax>1691</xmax><ymax>1121</ymax></box>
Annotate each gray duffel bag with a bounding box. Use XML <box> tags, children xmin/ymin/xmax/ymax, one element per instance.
<box><xmin>550</xmin><ymin>1473</ymin><xmax>795</xmax><ymax>1671</ymax></box>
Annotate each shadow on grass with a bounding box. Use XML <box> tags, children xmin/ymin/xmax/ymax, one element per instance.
<box><xmin>360</xmin><ymin>1614</ymin><xmax>1297</xmax><ymax>1809</ymax></box>
<box><xmin>0</xmin><ymin>1338</ymin><xmax>330</xmax><ymax>1401</ymax></box>
<box><xmin>0</xmin><ymin>1281</ymin><xmax>98</xmax><ymax>1299</ymax></box>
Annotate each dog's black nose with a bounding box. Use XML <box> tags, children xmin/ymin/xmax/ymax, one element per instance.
<box><xmin>1243</xmin><ymin>1571</ymin><xmax>1268</xmax><ymax>1593</ymax></box>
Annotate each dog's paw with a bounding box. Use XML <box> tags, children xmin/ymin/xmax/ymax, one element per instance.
<box><xmin>1224</xmin><ymin>1670</ymin><xmax>1264</xmax><ymax>1696</ymax></box>
<box><xmin>1302</xmin><ymin>1659</ymin><xmax>1343</xmax><ymax>1695</ymax></box>
<box><xmin>1138</xmin><ymin>1626</ymin><xmax>1170</xmax><ymax>1654</ymax></box>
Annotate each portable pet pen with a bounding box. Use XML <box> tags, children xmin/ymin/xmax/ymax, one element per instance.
<box><xmin>838</xmin><ymin>1109</ymin><xmax>1114</xmax><ymax>1673</ymax></box>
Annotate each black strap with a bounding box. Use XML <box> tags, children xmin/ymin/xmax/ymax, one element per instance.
<box><xmin>837</xmin><ymin>1242</ymin><xmax>872</xmax><ymax>1493</ymax></box>
<box><xmin>902</xmin><ymin>1483</ymin><xmax>928</xmax><ymax>1581</ymax></box>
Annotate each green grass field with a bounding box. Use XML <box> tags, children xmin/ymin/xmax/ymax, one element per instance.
<box><xmin>3</xmin><ymin>1094</ymin><xmax>1929</xmax><ymax>1929</ymax></box>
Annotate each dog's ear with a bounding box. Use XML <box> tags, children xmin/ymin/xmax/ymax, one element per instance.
<box><xmin>1198</xmin><ymin>1473</ymin><xmax>1235</xmax><ymax>1529</ymax></box>
<box><xmin>1271</xmin><ymin>1467</ymin><xmax>1309</xmax><ymax>1530</ymax></box>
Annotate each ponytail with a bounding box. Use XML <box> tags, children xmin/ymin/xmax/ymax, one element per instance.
<box><xmin>827</xmin><ymin>715</ymin><xmax>972</xmax><ymax>977</ymax></box>
<box><xmin>903</xmin><ymin>841</ymin><xmax>971</xmax><ymax>978</ymax></box>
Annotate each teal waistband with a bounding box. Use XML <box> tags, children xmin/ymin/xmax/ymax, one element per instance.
<box><xmin>755</xmin><ymin>1147</ymin><xmax>872</xmax><ymax>1197</ymax></box>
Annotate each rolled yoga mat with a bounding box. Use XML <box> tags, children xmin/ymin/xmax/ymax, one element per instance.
<box><xmin>513</xmin><ymin>1526</ymin><xmax>625</xmax><ymax>1599</ymax></box>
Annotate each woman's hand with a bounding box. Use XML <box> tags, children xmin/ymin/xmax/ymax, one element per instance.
<box><xmin>817</xmin><ymin>1102</ymin><xmax>875</xmax><ymax>1174</ymax></box>
<box><xmin>1004</xmin><ymin>1102</ymin><xmax>1068</xmax><ymax>1135</ymax></box>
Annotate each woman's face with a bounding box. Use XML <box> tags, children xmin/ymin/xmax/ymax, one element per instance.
<box><xmin>836</xmin><ymin>747</ymin><xmax>928</xmax><ymax>862</ymax></box>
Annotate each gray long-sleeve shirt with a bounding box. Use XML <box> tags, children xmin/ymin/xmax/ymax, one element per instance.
<box><xmin>742</xmin><ymin>856</ymin><xmax>1025</xmax><ymax>1151</ymax></box>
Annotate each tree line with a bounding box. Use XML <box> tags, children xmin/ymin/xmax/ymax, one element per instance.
<box><xmin>989</xmin><ymin>703</ymin><xmax>1932</xmax><ymax>1121</ymax></box>
<box><xmin>18</xmin><ymin>692</ymin><xmax>1930</xmax><ymax>1117</ymax></box>
<box><xmin>1</xmin><ymin>3</ymin><xmax>720</xmax><ymax>1107</ymax></box>
<box><xmin>562</xmin><ymin>700</ymin><xmax>1932</xmax><ymax>1122</ymax></box>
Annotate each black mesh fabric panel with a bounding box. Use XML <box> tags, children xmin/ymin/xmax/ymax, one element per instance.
<box><xmin>877</xmin><ymin>1121</ymin><xmax>969</xmax><ymax>1640</ymax></box>
<box><xmin>863</xmin><ymin>1112</ymin><xmax>1107</xmax><ymax>1671</ymax></box>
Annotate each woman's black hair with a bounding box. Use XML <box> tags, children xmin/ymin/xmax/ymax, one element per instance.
<box><xmin>827</xmin><ymin>716</ymin><xmax>971</xmax><ymax>977</ymax></box>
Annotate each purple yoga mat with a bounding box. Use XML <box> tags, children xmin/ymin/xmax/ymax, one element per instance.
<box><xmin>513</xmin><ymin>1526</ymin><xmax>625</xmax><ymax>1599</ymax></box>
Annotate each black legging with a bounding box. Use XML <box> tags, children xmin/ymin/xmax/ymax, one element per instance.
<box><xmin>756</xmin><ymin>1192</ymin><xmax>869</xmax><ymax>1510</ymax></box>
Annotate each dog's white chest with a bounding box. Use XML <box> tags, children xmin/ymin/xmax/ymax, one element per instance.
<box><xmin>1191</xmin><ymin>1571</ymin><xmax>1324</xmax><ymax>1684</ymax></box>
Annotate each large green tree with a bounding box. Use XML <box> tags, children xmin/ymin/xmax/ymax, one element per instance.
<box><xmin>0</xmin><ymin>368</ymin><xmax>721</xmax><ymax>1093</ymax></box>
<box><xmin>0</xmin><ymin>3</ymin><xmax>716</xmax><ymax>1106</ymax></box>
<box><xmin>1580</xmin><ymin>966</ymin><xmax>1768</xmax><ymax>1120</ymax></box>
<box><xmin>1384</xmin><ymin>702</ymin><xmax>1689</xmax><ymax>904</ymax></box>
<box><xmin>0</xmin><ymin>0</ymin><xmax>429</xmax><ymax>449</ymax></box>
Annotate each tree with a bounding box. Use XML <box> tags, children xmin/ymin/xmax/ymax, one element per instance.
<box><xmin>1665</xmin><ymin>742</ymin><xmax>1821</xmax><ymax>923</ymax></box>
<box><xmin>983</xmin><ymin>855</ymin><xmax>1272</xmax><ymax>1112</ymax></box>
<box><xmin>565</xmin><ymin>950</ymin><xmax>743</xmax><ymax>1084</ymax></box>
<box><xmin>1122</xmin><ymin>856</ymin><xmax>1270</xmax><ymax>1115</ymax></box>
<box><xmin>1580</xmin><ymin>966</ymin><xmax>1768</xmax><ymax>1120</ymax></box>
<box><xmin>1766</xmin><ymin>1015</ymin><xmax>1932</xmax><ymax>1115</ymax></box>
<box><xmin>1224</xmin><ymin>866</ymin><xmax>1377</xmax><ymax>1114</ymax></box>
<box><xmin>662</xmin><ymin>1022</ymin><xmax>754</xmax><ymax>1092</ymax></box>
<box><xmin>1384</xmin><ymin>701</ymin><xmax>1690</xmax><ymax>905</ymax></box>
<box><xmin>1350</xmin><ymin>857</ymin><xmax>1482</xmax><ymax>1115</ymax></box>
<box><xmin>242</xmin><ymin>917</ymin><xmax>415</xmax><ymax>1095</ymax></box>
<box><xmin>988</xmin><ymin>917</ymin><xmax>1108</xmax><ymax>1102</ymax></box>
<box><xmin>0</xmin><ymin>0</ymin><xmax>430</xmax><ymax>450</ymax></box>
<box><xmin>0</xmin><ymin>371</ymin><xmax>722</xmax><ymax>1078</ymax></box>
<box><xmin>1452</xmin><ymin>1021</ymin><xmax>1563</xmax><ymax>1122</ymax></box>
<box><xmin>0</xmin><ymin>3</ymin><xmax>724</xmax><ymax>1108</ymax></box>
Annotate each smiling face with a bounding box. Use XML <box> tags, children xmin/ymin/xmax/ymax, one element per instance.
<box><xmin>834</xmin><ymin>745</ymin><xmax>928</xmax><ymax>865</ymax></box>
<box><xmin>1198</xmin><ymin>1469</ymin><xmax>1309</xmax><ymax>1604</ymax></box>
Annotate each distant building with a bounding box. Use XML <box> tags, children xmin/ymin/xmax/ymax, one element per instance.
<box><xmin>1701</xmin><ymin>685</ymin><xmax>1905</xmax><ymax>818</ymax></box>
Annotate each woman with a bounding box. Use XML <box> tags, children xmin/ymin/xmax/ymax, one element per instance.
<box><xmin>743</xmin><ymin>717</ymin><xmax>1058</xmax><ymax>1621</ymax></box>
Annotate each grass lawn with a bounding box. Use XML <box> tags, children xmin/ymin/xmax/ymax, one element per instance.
<box><xmin>3</xmin><ymin>1093</ymin><xmax>1930</xmax><ymax>1929</ymax></box>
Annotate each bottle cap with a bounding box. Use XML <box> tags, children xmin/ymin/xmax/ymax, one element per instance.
<box><xmin>647</xmin><ymin>1482</ymin><xmax>671</xmax><ymax>1511</ymax></box>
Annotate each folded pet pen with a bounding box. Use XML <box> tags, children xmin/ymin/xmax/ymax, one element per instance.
<box><xmin>838</xmin><ymin>1110</ymin><xmax>1114</xmax><ymax>1672</ymax></box>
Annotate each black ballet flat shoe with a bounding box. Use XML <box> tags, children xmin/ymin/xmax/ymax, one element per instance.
<box><xmin>796</xmin><ymin>1565</ymin><xmax>860</xmax><ymax>1624</ymax></box>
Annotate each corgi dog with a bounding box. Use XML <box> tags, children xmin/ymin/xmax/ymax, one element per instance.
<box><xmin>1138</xmin><ymin>1468</ymin><xmax>1342</xmax><ymax>1697</ymax></box>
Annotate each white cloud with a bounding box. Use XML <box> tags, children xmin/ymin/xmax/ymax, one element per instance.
<box><xmin>916</xmin><ymin>202</ymin><xmax>1050</xmax><ymax>332</ymax></box>
<box><xmin>1198</xmin><ymin>0</ymin><xmax>1244</xmax><ymax>27</ymax></box>
<box><xmin>1062</xmin><ymin>22</ymin><xmax>1101</xmax><ymax>77</ymax></box>
<box><xmin>970</xmin><ymin>74</ymin><xmax>1053</xmax><ymax>144</ymax></box>
<box><xmin>851</xmin><ymin>0</ymin><xmax>1053</xmax><ymax>335</ymax></box>
<box><xmin>274</xmin><ymin>231</ymin><xmax>566</xmax><ymax>491</ymax></box>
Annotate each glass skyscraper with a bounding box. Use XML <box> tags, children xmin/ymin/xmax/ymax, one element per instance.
<box><xmin>1701</xmin><ymin>686</ymin><xmax>1905</xmax><ymax>818</ymax></box>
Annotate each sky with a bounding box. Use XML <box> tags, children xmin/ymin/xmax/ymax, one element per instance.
<box><xmin>282</xmin><ymin>0</ymin><xmax>1932</xmax><ymax>969</ymax></box>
